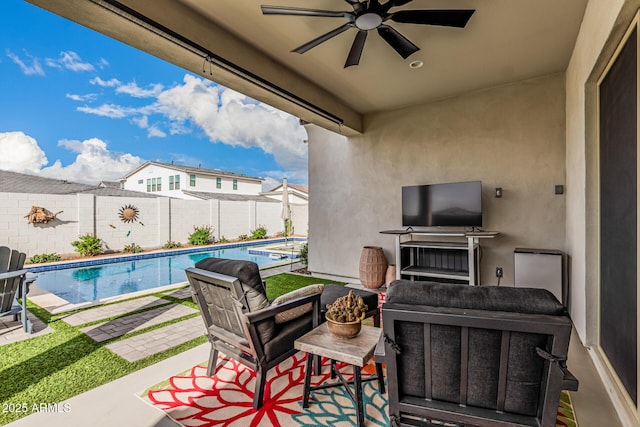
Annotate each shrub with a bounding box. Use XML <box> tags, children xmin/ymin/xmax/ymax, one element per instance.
<box><xmin>163</xmin><ymin>241</ymin><xmax>183</xmax><ymax>249</ymax></box>
<box><xmin>251</xmin><ymin>225</ymin><xmax>268</xmax><ymax>240</ymax></box>
<box><xmin>71</xmin><ymin>234</ymin><xmax>103</xmax><ymax>257</ymax></box>
<box><xmin>123</xmin><ymin>243</ymin><xmax>143</xmax><ymax>254</ymax></box>
<box><xmin>26</xmin><ymin>253</ymin><xmax>61</xmax><ymax>264</ymax></box>
<box><xmin>299</xmin><ymin>242</ymin><xmax>308</xmax><ymax>266</ymax></box>
<box><xmin>217</xmin><ymin>236</ymin><xmax>230</xmax><ymax>244</ymax></box>
<box><xmin>238</xmin><ymin>234</ymin><xmax>250</xmax><ymax>241</ymax></box>
<box><xmin>188</xmin><ymin>225</ymin><xmax>214</xmax><ymax>246</ymax></box>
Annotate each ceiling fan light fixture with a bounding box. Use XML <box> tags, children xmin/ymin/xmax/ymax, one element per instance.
<box><xmin>409</xmin><ymin>60</ymin><xmax>424</xmax><ymax>69</ymax></box>
<box><xmin>355</xmin><ymin>13</ymin><xmax>383</xmax><ymax>30</ymax></box>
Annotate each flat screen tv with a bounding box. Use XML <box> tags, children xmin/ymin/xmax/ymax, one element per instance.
<box><xmin>402</xmin><ymin>181</ymin><xmax>482</xmax><ymax>228</ymax></box>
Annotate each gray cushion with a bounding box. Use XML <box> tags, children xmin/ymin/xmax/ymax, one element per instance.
<box><xmin>386</xmin><ymin>280</ymin><xmax>565</xmax><ymax>315</ymax></box>
<box><xmin>271</xmin><ymin>284</ymin><xmax>324</xmax><ymax>324</ymax></box>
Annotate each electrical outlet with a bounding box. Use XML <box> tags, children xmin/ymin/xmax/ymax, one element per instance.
<box><xmin>496</xmin><ymin>267</ymin><xmax>503</xmax><ymax>278</ymax></box>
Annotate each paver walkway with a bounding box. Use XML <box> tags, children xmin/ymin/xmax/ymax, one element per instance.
<box><xmin>62</xmin><ymin>296</ymin><xmax>170</xmax><ymax>326</ymax></box>
<box><xmin>106</xmin><ymin>316</ymin><xmax>205</xmax><ymax>362</ymax></box>
<box><xmin>80</xmin><ymin>303</ymin><xmax>197</xmax><ymax>342</ymax></box>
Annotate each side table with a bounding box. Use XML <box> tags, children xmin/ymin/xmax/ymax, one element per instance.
<box><xmin>295</xmin><ymin>323</ymin><xmax>385</xmax><ymax>427</ymax></box>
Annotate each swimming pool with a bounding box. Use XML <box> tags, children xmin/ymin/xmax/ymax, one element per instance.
<box><xmin>30</xmin><ymin>243</ymin><xmax>290</xmax><ymax>304</ymax></box>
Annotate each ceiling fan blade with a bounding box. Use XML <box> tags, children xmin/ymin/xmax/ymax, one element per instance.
<box><xmin>345</xmin><ymin>30</ymin><xmax>368</xmax><ymax>68</ymax></box>
<box><xmin>293</xmin><ymin>23</ymin><xmax>353</xmax><ymax>54</ymax></box>
<box><xmin>391</xmin><ymin>9</ymin><xmax>475</xmax><ymax>27</ymax></box>
<box><xmin>261</xmin><ymin>5</ymin><xmax>350</xmax><ymax>18</ymax></box>
<box><xmin>382</xmin><ymin>0</ymin><xmax>413</xmax><ymax>13</ymax></box>
<box><xmin>377</xmin><ymin>25</ymin><xmax>419</xmax><ymax>59</ymax></box>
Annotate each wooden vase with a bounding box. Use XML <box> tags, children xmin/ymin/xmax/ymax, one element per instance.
<box><xmin>359</xmin><ymin>246</ymin><xmax>388</xmax><ymax>289</ymax></box>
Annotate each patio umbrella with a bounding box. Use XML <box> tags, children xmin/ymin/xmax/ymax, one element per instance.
<box><xmin>281</xmin><ymin>178</ymin><xmax>291</xmax><ymax>246</ymax></box>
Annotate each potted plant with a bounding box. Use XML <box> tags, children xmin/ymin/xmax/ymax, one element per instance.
<box><xmin>325</xmin><ymin>290</ymin><xmax>368</xmax><ymax>338</ymax></box>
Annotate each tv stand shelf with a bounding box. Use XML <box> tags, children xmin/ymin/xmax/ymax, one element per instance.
<box><xmin>380</xmin><ymin>230</ymin><xmax>499</xmax><ymax>286</ymax></box>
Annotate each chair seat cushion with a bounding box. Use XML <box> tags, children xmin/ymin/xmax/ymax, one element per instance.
<box><xmin>271</xmin><ymin>284</ymin><xmax>324</xmax><ymax>324</ymax></box>
<box><xmin>320</xmin><ymin>284</ymin><xmax>379</xmax><ymax>317</ymax></box>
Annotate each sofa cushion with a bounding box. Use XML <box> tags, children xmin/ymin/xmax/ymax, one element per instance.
<box><xmin>271</xmin><ymin>284</ymin><xmax>324</xmax><ymax>324</ymax></box>
<box><xmin>385</xmin><ymin>280</ymin><xmax>564</xmax><ymax>315</ymax></box>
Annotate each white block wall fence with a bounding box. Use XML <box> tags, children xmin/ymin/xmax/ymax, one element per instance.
<box><xmin>0</xmin><ymin>192</ymin><xmax>308</xmax><ymax>257</ymax></box>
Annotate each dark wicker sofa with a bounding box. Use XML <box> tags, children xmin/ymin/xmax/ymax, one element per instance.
<box><xmin>377</xmin><ymin>280</ymin><xmax>578</xmax><ymax>427</ymax></box>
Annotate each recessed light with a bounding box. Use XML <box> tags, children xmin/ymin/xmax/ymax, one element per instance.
<box><xmin>409</xmin><ymin>60</ymin><xmax>424</xmax><ymax>69</ymax></box>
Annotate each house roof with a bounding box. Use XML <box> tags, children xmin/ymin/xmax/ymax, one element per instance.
<box><xmin>267</xmin><ymin>183</ymin><xmax>308</xmax><ymax>195</ymax></box>
<box><xmin>182</xmin><ymin>190</ymin><xmax>278</xmax><ymax>202</ymax></box>
<box><xmin>262</xmin><ymin>183</ymin><xmax>309</xmax><ymax>201</ymax></box>
<box><xmin>0</xmin><ymin>170</ymin><xmax>158</xmax><ymax>198</ymax></box>
<box><xmin>124</xmin><ymin>161</ymin><xmax>263</xmax><ymax>183</ymax></box>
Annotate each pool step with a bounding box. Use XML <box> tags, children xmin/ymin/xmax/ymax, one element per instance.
<box><xmin>61</xmin><ymin>296</ymin><xmax>169</xmax><ymax>327</ymax></box>
<box><xmin>106</xmin><ymin>316</ymin><xmax>205</xmax><ymax>362</ymax></box>
<box><xmin>80</xmin><ymin>303</ymin><xmax>197</xmax><ymax>343</ymax></box>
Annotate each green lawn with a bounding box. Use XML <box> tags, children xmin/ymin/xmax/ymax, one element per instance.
<box><xmin>0</xmin><ymin>273</ymin><xmax>343</xmax><ymax>425</ymax></box>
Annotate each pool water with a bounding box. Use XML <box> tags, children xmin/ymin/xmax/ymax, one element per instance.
<box><xmin>33</xmin><ymin>246</ymin><xmax>281</xmax><ymax>304</ymax></box>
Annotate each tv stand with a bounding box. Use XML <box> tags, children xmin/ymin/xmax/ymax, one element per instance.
<box><xmin>380</xmin><ymin>230</ymin><xmax>499</xmax><ymax>286</ymax></box>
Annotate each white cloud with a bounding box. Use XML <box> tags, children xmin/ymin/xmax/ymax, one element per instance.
<box><xmin>116</xmin><ymin>81</ymin><xmax>164</xmax><ymax>98</ymax></box>
<box><xmin>77</xmin><ymin>103</ymin><xmax>137</xmax><ymax>118</ymax></box>
<box><xmin>0</xmin><ymin>132</ymin><xmax>48</xmax><ymax>173</ymax></box>
<box><xmin>66</xmin><ymin>93</ymin><xmax>98</xmax><ymax>102</ymax></box>
<box><xmin>155</xmin><ymin>74</ymin><xmax>308</xmax><ymax>174</ymax></box>
<box><xmin>6</xmin><ymin>50</ymin><xmax>45</xmax><ymax>76</ymax></box>
<box><xmin>76</xmin><ymin>73</ymin><xmax>308</xmax><ymax>177</ymax></box>
<box><xmin>147</xmin><ymin>125</ymin><xmax>166</xmax><ymax>138</ymax></box>
<box><xmin>131</xmin><ymin>115</ymin><xmax>148</xmax><ymax>129</ymax></box>
<box><xmin>97</xmin><ymin>58</ymin><xmax>109</xmax><ymax>69</ymax></box>
<box><xmin>58</xmin><ymin>51</ymin><xmax>94</xmax><ymax>72</ymax></box>
<box><xmin>0</xmin><ymin>131</ymin><xmax>143</xmax><ymax>185</ymax></box>
<box><xmin>90</xmin><ymin>76</ymin><xmax>121</xmax><ymax>87</ymax></box>
<box><xmin>39</xmin><ymin>138</ymin><xmax>143</xmax><ymax>184</ymax></box>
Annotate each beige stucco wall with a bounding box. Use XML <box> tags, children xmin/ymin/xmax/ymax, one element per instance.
<box><xmin>308</xmin><ymin>73</ymin><xmax>566</xmax><ymax>286</ymax></box>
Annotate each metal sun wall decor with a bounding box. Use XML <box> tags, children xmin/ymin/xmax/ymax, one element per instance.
<box><xmin>118</xmin><ymin>204</ymin><xmax>140</xmax><ymax>223</ymax></box>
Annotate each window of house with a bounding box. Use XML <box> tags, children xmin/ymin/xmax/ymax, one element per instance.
<box><xmin>175</xmin><ymin>175</ymin><xmax>180</xmax><ymax>190</ymax></box>
<box><xmin>169</xmin><ymin>175</ymin><xmax>174</xmax><ymax>190</ymax></box>
<box><xmin>146</xmin><ymin>179</ymin><xmax>151</xmax><ymax>192</ymax></box>
<box><xmin>233</xmin><ymin>179</ymin><xmax>238</xmax><ymax>190</ymax></box>
<box><xmin>152</xmin><ymin>178</ymin><xmax>157</xmax><ymax>192</ymax></box>
<box><xmin>216</xmin><ymin>177</ymin><xmax>221</xmax><ymax>189</ymax></box>
<box><xmin>138</xmin><ymin>179</ymin><xmax>143</xmax><ymax>184</ymax></box>
<box><xmin>157</xmin><ymin>177</ymin><xmax>161</xmax><ymax>191</ymax></box>
<box><xmin>190</xmin><ymin>174</ymin><xmax>196</xmax><ymax>187</ymax></box>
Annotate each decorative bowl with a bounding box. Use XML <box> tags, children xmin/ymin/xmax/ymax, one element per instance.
<box><xmin>326</xmin><ymin>318</ymin><xmax>361</xmax><ymax>339</ymax></box>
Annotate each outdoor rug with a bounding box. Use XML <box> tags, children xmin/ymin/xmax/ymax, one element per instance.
<box><xmin>139</xmin><ymin>352</ymin><xmax>577</xmax><ymax>427</ymax></box>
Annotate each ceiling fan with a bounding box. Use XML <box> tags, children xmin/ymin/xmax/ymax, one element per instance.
<box><xmin>261</xmin><ymin>0</ymin><xmax>475</xmax><ymax>68</ymax></box>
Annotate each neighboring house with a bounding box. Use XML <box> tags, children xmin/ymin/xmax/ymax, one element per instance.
<box><xmin>0</xmin><ymin>169</ymin><xmax>157</xmax><ymax>198</ymax></box>
<box><xmin>121</xmin><ymin>161</ymin><xmax>263</xmax><ymax>200</ymax></box>
<box><xmin>262</xmin><ymin>182</ymin><xmax>309</xmax><ymax>205</ymax></box>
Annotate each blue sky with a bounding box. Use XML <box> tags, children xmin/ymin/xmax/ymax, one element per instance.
<box><xmin>0</xmin><ymin>0</ymin><xmax>308</xmax><ymax>189</ymax></box>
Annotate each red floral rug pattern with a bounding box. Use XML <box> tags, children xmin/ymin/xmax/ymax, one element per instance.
<box><xmin>141</xmin><ymin>352</ymin><xmax>576</xmax><ymax>427</ymax></box>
